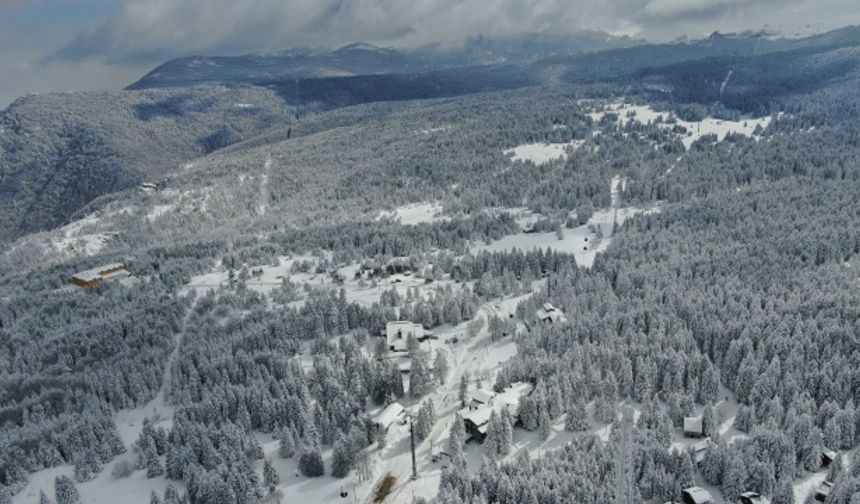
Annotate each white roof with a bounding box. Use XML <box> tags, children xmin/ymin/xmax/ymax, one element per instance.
<box><xmin>72</xmin><ymin>263</ymin><xmax>125</xmax><ymax>282</ymax></box>
<box><xmin>460</xmin><ymin>382</ymin><xmax>533</xmax><ymax>433</ymax></box>
<box><xmin>537</xmin><ymin>303</ymin><xmax>566</xmax><ymax>323</ymax></box>
<box><xmin>374</xmin><ymin>402</ymin><xmax>405</xmax><ymax>428</ymax></box>
<box><xmin>682</xmin><ymin>487</ymin><xmax>713</xmax><ymax>504</ymax></box>
<box><xmin>471</xmin><ymin>389</ymin><xmax>496</xmax><ymax>405</ymax></box>
<box><xmin>684</xmin><ymin>416</ymin><xmax>703</xmax><ymax>433</ymax></box>
<box><xmin>740</xmin><ymin>492</ymin><xmax>770</xmax><ymax>504</ymax></box>
<box><xmin>387</xmin><ymin>320</ymin><xmax>421</xmax><ymax>328</ymax></box>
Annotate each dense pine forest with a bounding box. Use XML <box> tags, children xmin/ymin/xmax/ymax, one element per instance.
<box><xmin>2</xmin><ymin>26</ymin><xmax>860</xmax><ymax>504</ymax></box>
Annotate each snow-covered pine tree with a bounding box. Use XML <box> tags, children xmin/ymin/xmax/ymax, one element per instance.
<box><xmin>54</xmin><ymin>475</ymin><xmax>81</xmax><ymax>504</ymax></box>
<box><xmin>298</xmin><ymin>448</ymin><xmax>324</xmax><ymax>477</ymax></box>
<box><xmin>448</xmin><ymin>415</ymin><xmax>466</xmax><ymax>468</ymax></box>
<box><xmin>434</xmin><ymin>350</ymin><xmax>449</xmax><ymax>385</ymax></box>
<box><xmin>499</xmin><ymin>408</ymin><xmax>514</xmax><ymax>455</ymax></box>
<box><xmin>263</xmin><ymin>458</ymin><xmax>280</xmax><ymax>488</ymax></box>
<box><xmin>278</xmin><ymin>427</ymin><xmax>296</xmax><ymax>458</ymax></box>
<box><xmin>565</xmin><ymin>397</ymin><xmax>588</xmax><ymax>432</ymax></box>
<box><xmin>330</xmin><ymin>433</ymin><xmax>354</xmax><ymax>478</ymax></box>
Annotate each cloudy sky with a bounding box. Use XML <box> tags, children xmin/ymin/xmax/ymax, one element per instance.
<box><xmin>1</xmin><ymin>0</ymin><xmax>859</xmax><ymax>107</ymax></box>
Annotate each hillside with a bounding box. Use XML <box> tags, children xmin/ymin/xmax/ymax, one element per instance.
<box><xmin>3</xmin><ymin>26</ymin><xmax>860</xmax><ymax>504</ymax></box>
<box><xmin>0</xmin><ymin>86</ymin><xmax>294</xmax><ymax>243</ymax></box>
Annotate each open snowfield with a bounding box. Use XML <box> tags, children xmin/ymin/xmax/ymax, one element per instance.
<box><xmin>504</xmin><ymin>139</ymin><xmax>584</xmax><ymax>165</ymax></box>
<box><xmin>473</xmin><ymin>176</ymin><xmax>660</xmax><ymax>268</ymax></box>
<box><xmin>589</xmin><ymin>101</ymin><xmax>772</xmax><ymax>150</ymax></box>
<box><xmin>11</xmin><ymin>462</ymin><xmax>184</xmax><ymax>504</ymax></box>
<box><xmin>377</xmin><ymin>201</ymin><xmax>448</xmax><ymax>225</ymax></box>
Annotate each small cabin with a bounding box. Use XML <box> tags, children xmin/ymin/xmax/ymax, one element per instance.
<box><xmin>681</xmin><ymin>486</ymin><xmax>713</xmax><ymax>504</ymax></box>
<box><xmin>71</xmin><ymin>263</ymin><xmax>128</xmax><ymax>288</ymax></box>
<box><xmin>814</xmin><ymin>481</ymin><xmax>833</xmax><ymax>502</ymax></box>
<box><xmin>460</xmin><ymin>382</ymin><xmax>532</xmax><ymax>443</ymax></box>
<box><xmin>467</xmin><ymin>389</ymin><xmax>496</xmax><ymax>411</ymax></box>
<box><xmin>692</xmin><ymin>438</ymin><xmax>715</xmax><ymax>465</ymax></box>
<box><xmin>821</xmin><ymin>448</ymin><xmax>837</xmax><ymax>468</ymax></box>
<box><xmin>536</xmin><ymin>302</ymin><xmax>566</xmax><ymax>324</ymax></box>
<box><xmin>383</xmin><ymin>321</ymin><xmax>424</xmax><ymax>352</ymax></box>
<box><xmin>683</xmin><ymin>416</ymin><xmax>705</xmax><ymax>438</ymax></box>
<box><xmin>372</xmin><ymin>402</ymin><xmax>405</xmax><ymax>433</ymax></box>
<box><xmin>740</xmin><ymin>492</ymin><xmax>771</xmax><ymax>504</ymax></box>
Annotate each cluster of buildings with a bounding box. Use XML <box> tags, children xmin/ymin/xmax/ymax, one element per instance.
<box><xmin>459</xmin><ymin>382</ymin><xmax>533</xmax><ymax>443</ymax></box>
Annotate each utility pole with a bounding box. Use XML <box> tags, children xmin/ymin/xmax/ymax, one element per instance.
<box><xmin>410</xmin><ymin>420</ymin><xmax>418</xmax><ymax>480</ymax></box>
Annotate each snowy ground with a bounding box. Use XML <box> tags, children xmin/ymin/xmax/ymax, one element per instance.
<box><xmin>12</xmin><ymin>315</ymin><xmax>192</xmax><ymax>504</ymax></box>
<box><xmin>473</xmin><ymin>176</ymin><xmax>660</xmax><ymax>268</ymax></box>
<box><xmin>589</xmin><ymin>101</ymin><xmax>771</xmax><ymax>150</ymax></box>
<box><xmin>11</xmin><ymin>462</ymin><xmax>184</xmax><ymax>504</ymax></box>
<box><xmin>182</xmin><ymin>255</ymin><xmax>462</xmax><ymax>311</ymax></box>
<box><xmin>377</xmin><ymin>202</ymin><xmax>449</xmax><ymax>226</ymax></box>
<box><xmin>504</xmin><ymin>139</ymin><xmax>584</xmax><ymax>165</ymax></box>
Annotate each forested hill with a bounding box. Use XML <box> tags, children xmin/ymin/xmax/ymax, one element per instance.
<box><xmin>4</xmin><ymin>26</ymin><xmax>860</xmax><ymax>504</ymax></box>
<box><xmin>3</xmin><ymin>28</ymin><xmax>860</xmax><ymax>246</ymax></box>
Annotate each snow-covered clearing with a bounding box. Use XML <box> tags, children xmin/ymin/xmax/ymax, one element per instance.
<box><xmin>11</xmin><ymin>462</ymin><xmax>184</xmax><ymax>504</ymax></box>
<box><xmin>473</xmin><ymin>176</ymin><xmax>659</xmax><ymax>268</ymax></box>
<box><xmin>182</xmin><ymin>255</ymin><xmax>460</xmax><ymax>311</ymax></box>
<box><xmin>377</xmin><ymin>201</ymin><xmax>448</xmax><ymax>226</ymax></box>
<box><xmin>589</xmin><ymin>101</ymin><xmax>771</xmax><ymax>150</ymax></box>
<box><xmin>258</xmin><ymin>155</ymin><xmax>272</xmax><ymax>216</ymax></box>
<box><xmin>504</xmin><ymin>139</ymin><xmax>584</xmax><ymax>165</ymax></box>
<box><xmin>3</xmin><ymin>205</ymin><xmax>130</xmax><ymax>264</ymax></box>
<box><xmin>793</xmin><ymin>451</ymin><xmax>853</xmax><ymax>502</ymax></box>
<box><xmin>145</xmin><ymin>204</ymin><xmax>174</xmax><ymax>222</ymax></box>
<box><xmin>417</xmin><ymin>125</ymin><xmax>452</xmax><ymax>135</ymax></box>
<box><xmin>11</xmin><ymin>310</ymin><xmax>196</xmax><ymax>504</ymax></box>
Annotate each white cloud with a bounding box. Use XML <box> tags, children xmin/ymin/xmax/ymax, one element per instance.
<box><xmin>643</xmin><ymin>0</ymin><xmax>746</xmax><ymax>19</ymax></box>
<box><xmin>0</xmin><ymin>47</ymin><xmax>149</xmax><ymax>108</ymax></box>
<box><xmin>54</xmin><ymin>0</ymin><xmax>860</xmax><ymax>62</ymax></box>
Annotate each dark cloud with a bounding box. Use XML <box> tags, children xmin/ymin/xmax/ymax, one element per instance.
<box><xmin>2</xmin><ymin>0</ymin><xmax>860</xmax><ymax>108</ymax></box>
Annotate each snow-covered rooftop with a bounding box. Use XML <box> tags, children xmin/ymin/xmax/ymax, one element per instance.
<box><xmin>470</xmin><ymin>389</ymin><xmax>496</xmax><ymax>405</ymax></box>
<box><xmin>740</xmin><ymin>492</ymin><xmax>771</xmax><ymax>504</ymax></box>
<box><xmin>683</xmin><ymin>416</ymin><xmax>703</xmax><ymax>435</ymax></box>
<box><xmin>72</xmin><ymin>263</ymin><xmax>126</xmax><ymax>283</ymax></box>
<box><xmin>460</xmin><ymin>382</ymin><xmax>532</xmax><ymax>434</ymax></box>
<box><xmin>682</xmin><ymin>486</ymin><xmax>713</xmax><ymax>504</ymax></box>
<box><xmin>374</xmin><ymin>402</ymin><xmax>405</xmax><ymax>430</ymax></box>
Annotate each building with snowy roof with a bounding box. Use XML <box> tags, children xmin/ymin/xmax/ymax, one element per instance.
<box><xmin>814</xmin><ymin>481</ymin><xmax>833</xmax><ymax>502</ymax></box>
<box><xmin>692</xmin><ymin>438</ymin><xmax>715</xmax><ymax>465</ymax></box>
<box><xmin>71</xmin><ymin>263</ymin><xmax>128</xmax><ymax>288</ymax></box>
<box><xmin>681</xmin><ymin>486</ymin><xmax>713</xmax><ymax>504</ymax></box>
<box><xmin>460</xmin><ymin>382</ymin><xmax>532</xmax><ymax>442</ymax></box>
<box><xmin>372</xmin><ymin>402</ymin><xmax>405</xmax><ymax>433</ymax></box>
<box><xmin>536</xmin><ymin>302</ymin><xmax>566</xmax><ymax>324</ymax></box>
<box><xmin>683</xmin><ymin>416</ymin><xmax>705</xmax><ymax>438</ymax></box>
<box><xmin>740</xmin><ymin>492</ymin><xmax>771</xmax><ymax>504</ymax></box>
<box><xmin>383</xmin><ymin>321</ymin><xmax>424</xmax><ymax>352</ymax></box>
<box><xmin>468</xmin><ymin>389</ymin><xmax>496</xmax><ymax>410</ymax></box>
<box><xmin>821</xmin><ymin>448</ymin><xmax>837</xmax><ymax>467</ymax></box>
